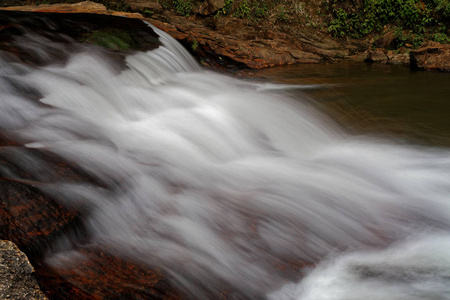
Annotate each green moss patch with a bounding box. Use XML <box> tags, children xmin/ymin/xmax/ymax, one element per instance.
<box><xmin>82</xmin><ymin>29</ymin><xmax>136</xmax><ymax>51</ymax></box>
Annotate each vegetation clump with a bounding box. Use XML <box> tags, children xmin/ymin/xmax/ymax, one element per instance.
<box><xmin>326</xmin><ymin>0</ymin><xmax>450</xmax><ymax>46</ymax></box>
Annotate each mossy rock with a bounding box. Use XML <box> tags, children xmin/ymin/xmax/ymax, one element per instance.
<box><xmin>82</xmin><ymin>29</ymin><xmax>136</xmax><ymax>50</ymax></box>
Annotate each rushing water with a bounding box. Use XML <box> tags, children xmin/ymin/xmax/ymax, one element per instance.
<box><xmin>1</xmin><ymin>14</ymin><xmax>450</xmax><ymax>299</ymax></box>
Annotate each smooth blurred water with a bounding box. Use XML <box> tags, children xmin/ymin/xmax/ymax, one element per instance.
<box><xmin>1</xmin><ymin>19</ymin><xmax>450</xmax><ymax>299</ymax></box>
<box><xmin>254</xmin><ymin>63</ymin><xmax>450</xmax><ymax>147</ymax></box>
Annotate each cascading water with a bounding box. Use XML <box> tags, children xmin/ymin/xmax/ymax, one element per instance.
<box><xmin>1</xmin><ymin>12</ymin><xmax>450</xmax><ymax>299</ymax></box>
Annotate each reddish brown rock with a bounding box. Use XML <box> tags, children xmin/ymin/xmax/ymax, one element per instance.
<box><xmin>148</xmin><ymin>15</ymin><xmax>326</xmax><ymax>69</ymax></box>
<box><xmin>37</xmin><ymin>247</ymin><xmax>182</xmax><ymax>300</ymax></box>
<box><xmin>0</xmin><ymin>178</ymin><xmax>84</xmax><ymax>253</ymax></box>
<box><xmin>410</xmin><ymin>41</ymin><xmax>450</xmax><ymax>72</ymax></box>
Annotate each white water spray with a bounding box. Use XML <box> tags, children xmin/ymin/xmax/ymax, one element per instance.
<box><xmin>1</xmin><ymin>21</ymin><xmax>450</xmax><ymax>299</ymax></box>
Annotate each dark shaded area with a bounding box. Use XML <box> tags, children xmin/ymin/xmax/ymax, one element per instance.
<box><xmin>0</xmin><ymin>10</ymin><xmax>160</xmax><ymax>66</ymax></box>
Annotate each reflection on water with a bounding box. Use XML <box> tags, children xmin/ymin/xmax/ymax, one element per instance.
<box><xmin>255</xmin><ymin>63</ymin><xmax>450</xmax><ymax>147</ymax></box>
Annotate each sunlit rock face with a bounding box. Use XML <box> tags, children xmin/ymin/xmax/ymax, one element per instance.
<box><xmin>1</xmin><ymin>8</ymin><xmax>450</xmax><ymax>300</ymax></box>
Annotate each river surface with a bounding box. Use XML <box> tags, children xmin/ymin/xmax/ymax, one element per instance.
<box><xmin>1</xmin><ymin>12</ymin><xmax>450</xmax><ymax>300</ymax></box>
<box><xmin>255</xmin><ymin>63</ymin><xmax>450</xmax><ymax>148</ymax></box>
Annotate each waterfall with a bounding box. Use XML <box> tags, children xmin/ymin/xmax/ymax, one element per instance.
<box><xmin>1</xmin><ymin>13</ymin><xmax>450</xmax><ymax>299</ymax></box>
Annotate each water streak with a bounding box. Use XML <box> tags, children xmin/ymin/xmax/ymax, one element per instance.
<box><xmin>1</xmin><ymin>20</ymin><xmax>450</xmax><ymax>299</ymax></box>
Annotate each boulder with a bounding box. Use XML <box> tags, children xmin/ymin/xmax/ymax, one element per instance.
<box><xmin>386</xmin><ymin>50</ymin><xmax>409</xmax><ymax>65</ymax></box>
<box><xmin>410</xmin><ymin>41</ymin><xmax>450</xmax><ymax>72</ymax></box>
<box><xmin>365</xmin><ymin>49</ymin><xmax>388</xmax><ymax>63</ymax></box>
<box><xmin>0</xmin><ymin>240</ymin><xmax>47</xmax><ymax>300</ymax></box>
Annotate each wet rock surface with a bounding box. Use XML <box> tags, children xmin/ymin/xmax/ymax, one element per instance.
<box><xmin>0</xmin><ymin>240</ymin><xmax>48</xmax><ymax>300</ymax></box>
<box><xmin>36</xmin><ymin>247</ymin><xmax>182</xmax><ymax>300</ymax></box>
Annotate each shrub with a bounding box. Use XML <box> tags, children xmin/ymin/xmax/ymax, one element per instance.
<box><xmin>326</xmin><ymin>0</ymin><xmax>449</xmax><ymax>38</ymax></box>
<box><xmin>173</xmin><ymin>0</ymin><xmax>192</xmax><ymax>16</ymax></box>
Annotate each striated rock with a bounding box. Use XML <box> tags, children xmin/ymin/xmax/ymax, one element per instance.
<box><xmin>0</xmin><ymin>240</ymin><xmax>47</xmax><ymax>300</ymax></box>
<box><xmin>150</xmin><ymin>15</ymin><xmax>325</xmax><ymax>69</ymax></box>
<box><xmin>410</xmin><ymin>41</ymin><xmax>450</xmax><ymax>72</ymax></box>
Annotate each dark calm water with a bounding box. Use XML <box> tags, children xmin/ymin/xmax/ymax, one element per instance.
<box><xmin>256</xmin><ymin>62</ymin><xmax>450</xmax><ymax>148</ymax></box>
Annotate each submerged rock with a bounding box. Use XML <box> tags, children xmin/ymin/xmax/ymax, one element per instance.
<box><xmin>0</xmin><ymin>240</ymin><xmax>47</xmax><ymax>300</ymax></box>
<box><xmin>38</xmin><ymin>247</ymin><xmax>182</xmax><ymax>300</ymax></box>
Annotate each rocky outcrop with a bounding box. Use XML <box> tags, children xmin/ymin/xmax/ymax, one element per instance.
<box><xmin>0</xmin><ymin>240</ymin><xmax>47</xmax><ymax>300</ymax></box>
<box><xmin>150</xmin><ymin>14</ymin><xmax>365</xmax><ymax>69</ymax></box>
<box><xmin>2</xmin><ymin>1</ymin><xmax>450</xmax><ymax>71</ymax></box>
<box><xmin>2</xmin><ymin>1</ymin><xmax>369</xmax><ymax>69</ymax></box>
<box><xmin>410</xmin><ymin>41</ymin><xmax>450</xmax><ymax>72</ymax></box>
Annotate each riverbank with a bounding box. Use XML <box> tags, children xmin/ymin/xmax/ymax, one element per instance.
<box><xmin>1</xmin><ymin>0</ymin><xmax>450</xmax><ymax>71</ymax></box>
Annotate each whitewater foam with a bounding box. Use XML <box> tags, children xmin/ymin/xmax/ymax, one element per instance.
<box><xmin>1</xmin><ymin>21</ymin><xmax>449</xmax><ymax>299</ymax></box>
